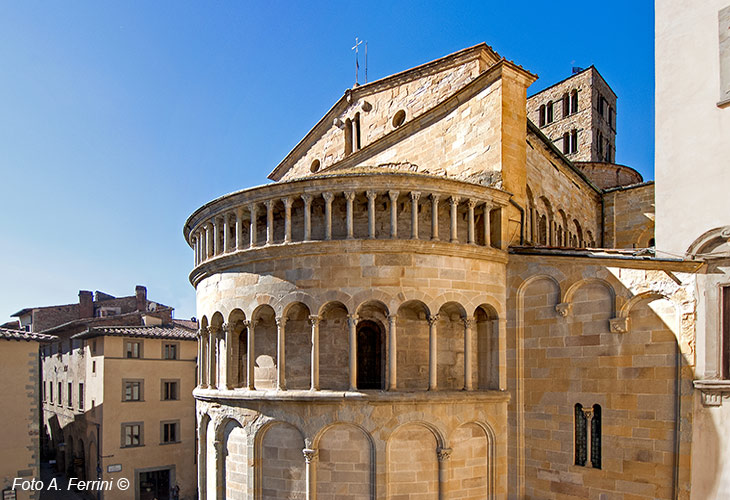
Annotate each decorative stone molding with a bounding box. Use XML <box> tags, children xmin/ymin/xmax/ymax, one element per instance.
<box><xmin>555</xmin><ymin>303</ymin><xmax>572</xmax><ymax>317</ymax></box>
<box><xmin>609</xmin><ymin>317</ymin><xmax>630</xmax><ymax>333</ymax></box>
<box><xmin>436</xmin><ymin>447</ymin><xmax>452</xmax><ymax>462</ymax></box>
<box><xmin>694</xmin><ymin>380</ymin><xmax>730</xmax><ymax>407</ymax></box>
<box><xmin>302</xmin><ymin>448</ymin><xmax>319</xmax><ymax>463</ymax></box>
<box><xmin>427</xmin><ymin>314</ymin><xmax>440</xmax><ymax>326</ymax></box>
<box><xmin>308</xmin><ymin>315</ymin><xmax>321</xmax><ymax>326</ymax></box>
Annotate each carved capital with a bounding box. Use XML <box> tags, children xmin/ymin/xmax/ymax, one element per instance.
<box><xmin>347</xmin><ymin>314</ymin><xmax>359</xmax><ymax>326</ymax></box>
<box><xmin>437</xmin><ymin>447</ymin><xmax>452</xmax><ymax>462</ymax></box>
<box><xmin>301</xmin><ymin>193</ymin><xmax>313</xmax><ymax>205</ymax></box>
<box><xmin>275</xmin><ymin>316</ymin><xmax>287</xmax><ymax>328</ymax></box>
<box><xmin>366</xmin><ymin>190</ymin><xmax>377</xmax><ymax>201</ymax></box>
<box><xmin>283</xmin><ymin>196</ymin><xmax>294</xmax><ymax>209</ymax></box>
<box><xmin>360</xmin><ymin>100</ymin><xmax>372</xmax><ymax>112</ymax></box>
<box><xmin>308</xmin><ymin>315</ymin><xmax>321</xmax><ymax>327</ymax></box>
<box><xmin>449</xmin><ymin>196</ymin><xmax>461</xmax><ymax>207</ymax></box>
<box><xmin>388</xmin><ymin>190</ymin><xmax>400</xmax><ymax>202</ymax></box>
<box><xmin>242</xmin><ymin>320</ymin><xmax>252</xmax><ymax>329</ymax></box>
<box><xmin>462</xmin><ymin>318</ymin><xmax>475</xmax><ymax>329</ymax></box>
<box><xmin>427</xmin><ymin>314</ymin><xmax>440</xmax><ymax>327</ymax></box>
<box><xmin>410</xmin><ymin>191</ymin><xmax>421</xmax><ymax>202</ymax></box>
<box><xmin>555</xmin><ymin>303</ymin><xmax>572</xmax><ymax>317</ymax></box>
<box><xmin>609</xmin><ymin>317</ymin><xmax>630</xmax><ymax>333</ymax></box>
<box><xmin>322</xmin><ymin>192</ymin><xmax>334</xmax><ymax>203</ymax></box>
<box><xmin>582</xmin><ymin>408</ymin><xmax>594</xmax><ymax>420</ymax></box>
<box><xmin>467</xmin><ymin>199</ymin><xmax>477</xmax><ymax>209</ymax></box>
<box><xmin>430</xmin><ymin>193</ymin><xmax>440</xmax><ymax>204</ymax></box>
<box><xmin>221</xmin><ymin>322</ymin><xmax>230</xmax><ymax>334</ymax></box>
<box><xmin>333</xmin><ymin>117</ymin><xmax>344</xmax><ymax>129</ymax></box>
<box><xmin>264</xmin><ymin>199</ymin><xmax>274</xmax><ymax>210</ymax></box>
<box><xmin>343</xmin><ymin>191</ymin><xmax>356</xmax><ymax>202</ymax></box>
<box><xmin>248</xmin><ymin>204</ymin><xmax>258</xmax><ymax>216</ymax></box>
<box><xmin>302</xmin><ymin>448</ymin><xmax>319</xmax><ymax>463</ymax></box>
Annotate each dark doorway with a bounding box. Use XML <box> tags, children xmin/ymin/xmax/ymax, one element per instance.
<box><xmin>139</xmin><ymin>469</ymin><xmax>170</xmax><ymax>500</ymax></box>
<box><xmin>357</xmin><ymin>320</ymin><xmax>384</xmax><ymax>389</ymax></box>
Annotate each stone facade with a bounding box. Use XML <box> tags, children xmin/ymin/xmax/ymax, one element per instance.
<box><xmin>186</xmin><ymin>43</ymin><xmax>697</xmax><ymax>499</ymax></box>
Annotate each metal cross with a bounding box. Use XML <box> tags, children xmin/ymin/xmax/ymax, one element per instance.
<box><xmin>352</xmin><ymin>37</ymin><xmax>363</xmax><ymax>86</ymax></box>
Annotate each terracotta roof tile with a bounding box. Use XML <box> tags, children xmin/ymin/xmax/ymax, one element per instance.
<box><xmin>0</xmin><ymin>327</ymin><xmax>57</xmax><ymax>342</ymax></box>
<box><xmin>72</xmin><ymin>324</ymin><xmax>197</xmax><ymax>340</ymax></box>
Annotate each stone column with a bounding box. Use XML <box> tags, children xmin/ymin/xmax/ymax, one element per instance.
<box><xmin>430</xmin><ymin>194</ymin><xmax>440</xmax><ymax>241</ymax></box>
<box><xmin>249</xmin><ymin>204</ymin><xmax>258</xmax><ymax>247</ymax></box>
<box><xmin>348</xmin><ymin>314</ymin><xmax>358</xmax><ymax>391</ymax></box>
<box><xmin>410</xmin><ymin>191</ymin><xmax>420</xmax><ymax>239</ymax></box>
<box><xmin>245</xmin><ymin>320</ymin><xmax>255</xmax><ymax>390</ymax></box>
<box><xmin>283</xmin><ymin>197</ymin><xmax>293</xmax><ymax>243</ymax></box>
<box><xmin>388</xmin><ymin>314</ymin><xmax>397</xmax><ymax>391</ymax></box>
<box><xmin>322</xmin><ymin>192</ymin><xmax>334</xmax><ymax>240</ymax></box>
<box><xmin>309</xmin><ymin>315</ymin><xmax>321</xmax><ymax>391</ymax></box>
<box><xmin>302</xmin><ymin>194</ymin><xmax>313</xmax><ymax>241</ymax></box>
<box><xmin>483</xmin><ymin>202</ymin><xmax>492</xmax><ymax>247</ymax></box>
<box><xmin>236</xmin><ymin>207</ymin><xmax>244</xmax><ymax>250</ymax></box>
<box><xmin>303</xmin><ymin>448</ymin><xmax>318</xmax><ymax>500</ymax></box>
<box><xmin>463</xmin><ymin>318</ymin><xmax>474</xmax><ymax>391</ymax></box>
<box><xmin>428</xmin><ymin>314</ymin><xmax>440</xmax><ymax>391</ymax></box>
<box><xmin>276</xmin><ymin>316</ymin><xmax>287</xmax><ymax>391</ymax></box>
<box><xmin>344</xmin><ymin>191</ymin><xmax>355</xmax><ymax>239</ymax></box>
<box><xmin>437</xmin><ymin>447</ymin><xmax>452</xmax><ymax>500</ymax></box>
<box><xmin>209</xmin><ymin>326</ymin><xmax>219</xmax><ymax>389</ymax></box>
<box><xmin>265</xmin><ymin>199</ymin><xmax>274</xmax><ymax>245</ymax></box>
<box><xmin>212</xmin><ymin>217</ymin><xmax>220</xmax><ymax>255</ymax></box>
<box><xmin>206</xmin><ymin>223</ymin><xmax>214</xmax><ymax>258</ymax></box>
<box><xmin>366</xmin><ymin>191</ymin><xmax>376</xmax><ymax>238</ymax></box>
<box><xmin>449</xmin><ymin>196</ymin><xmax>460</xmax><ymax>243</ymax></box>
<box><xmin>220</xmin><ymin>323</ymin><xmax>231</xmax><ymax>389</ymax></box>
<box><xmin>192</xmin><ymin>236</ymin><xmax>198</xmax><ymax>267</ymax></box>
<box><xmin>467</xmin><ymin>200</ymin><xmax>476</xmax><ymax>244</ymax></box>
<box><xmin>389</xmin><ymin>191</ymin><xmax>399</xmax><ymax>239</ymax></box>
<box><xmin>223</xmin><ymin>212</ymin><xmax>231</xmax><ymax>252</ymax></box>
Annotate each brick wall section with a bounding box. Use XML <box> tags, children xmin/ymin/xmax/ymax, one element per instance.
<box><xmin>603</xmin><ymin>182</ymin><xmax>655</xmax><ymax>249</ymax></box>
<box><xmin>575</xmin><ymin>162</ymin><xmax>643</xmax><ymax>190</ymax></box>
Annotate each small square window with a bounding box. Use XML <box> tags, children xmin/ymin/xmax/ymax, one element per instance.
<box><xmin>162</xmin><ymin>380</ymin><xmax>179</xmax><ymax>401</ymax></box>
<box><xmin>122</xmin><ymin>423</ymin><xmax>143</xmax><ymax>447</ymax></box>
<box><xmin>161</xmin><ymin>421</ymin><xmax>179</xmax><ymax>444</ymax></box>
<box><xmin>123</xmin><ymin>380</ymin><xmax>142</xmax><ymax>402</ymax></box>
<box><xmin>126</xmin><ymin>341</ymin><xmax>141</xmax><ymax>359</ymax></box>
<box><xmin>163</xmin><ymin>343</ymin><xmax>178</xmax><ymax>360</ymax></box>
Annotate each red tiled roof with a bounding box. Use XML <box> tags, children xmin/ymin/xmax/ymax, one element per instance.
<box><xmin>0</xmin><ymin>327</ymin><xmax>57</xmax><ymax>342</ymax></box>
<box><xmin>72</xmin><ymin>324</ymin><xmax>197</xmax><ymax>340</ymax></box>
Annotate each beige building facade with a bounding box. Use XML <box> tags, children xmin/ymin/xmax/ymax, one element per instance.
<box><xmin>183</xmin><ymin>42</ymin><xmax>706</xmax><ymax>499</ymax></box>
<box><xmin>656</xmin><ymin>1</ymin><xmax>730</xmax><ymax>499</ymax></box>
<box><xmin>0</xmin><ymin>328</ymin><xmax>55</xmax><ymax>500</ymax></box>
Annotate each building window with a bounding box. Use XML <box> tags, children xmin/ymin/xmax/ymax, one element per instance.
<box><xmin>163</xmin><ymin>343</ymin><xmax>178</xmax><ymax>360</ymax></box>
<box><xmin>78</xmin><ymin>383</ymin><xmax>84</xmax><ymax>410</ymax></box>
<box><xmin>570</xmin><ymin>89</ymin><xmax>578</xmax><ymax>113</ymax></box>
<box><xmin>597</xmin><ymin>131</ymin><xmax>604</xmax><ymax>157</ymax></box>
<box><xmin>538</xmin><ymin>105</ymin><xmax>546</xmax><ymax>126</ymax></box>
<box><xmin>161</xmin><ymin>421</ymin><xmax>179</xmax><ymax>444</ymax></box>
<box><xmin>546</xmin><ymin>101</ymin><xmax>554</xmax><ymax>124</ymax></box>
<box><xmin>58</xmin><ymin>382</ymin><xmax>62</xmax><ymax>406</ymax></box>
<box><xmin>122</xmin><ymin>423</ymin><xmax>143</xmax><ymax>448</ymax></box>
<box><xmin>722</xmin><ymin>286</ymin><xmax>730</xmax><ymax>378</ymax></box>
<box><xmin>562</xmin><ymin>93</ymin><xmax>569</xmax><ymax>118</ymax></box>
<box><xmin>123</xmin><ymin>380</ymin><xmax>143</xmax><ymax>402</ymax></box>
<box><xmin>68</xmin><ymin>382</ymin><xmax>73</xmax><ymax>407</ymax></box>
<box><xmin>42</xmin><ymin>382</ymin><xmax>46</xmax><ymax>401</ymax></box>
<box><xmin>162</xmin><ymin>380</ymin><xmax>179</xmax><ymax>401</ymax></box>
<box><xmin>310</xmin><ymin>159</ymin><xmax>320</xmax><ymax>173</ymax></box>
<box><xmin>562</xmin><ymin>132</ymin><xmax>570</xmax><ymax>154</ymax></box>
<box><xmin>92</xmin><ymin>339</ymin><xmax>97</xmax><ymax>355</ymax></box>
<box><xmin>126</xmin><ymin>341</ymin><xmax>141</xmax><ymax>359</ymax></box>
<box><xmin>570</xmin><ymin>129</ymin><xmax>578</xmax><ymax>153</ymax></box>
<box><xmin>575</xmin><ymin>403</ymin><xmax>601</xmax><ymax>468</ymax></box>
<box><xmin>49</xmin><ymin>383</ymin><xmax>53</xmax><ymax>403</ymax></box>
<box><xmin>392</xmin><ymin>109</ymin><xmax>406</xmax><ymax>128</ymax></box>
<box><xmin>608</xmin><ymin>107</ymin><xmax>615</xmax><ymax>129</ymax></box>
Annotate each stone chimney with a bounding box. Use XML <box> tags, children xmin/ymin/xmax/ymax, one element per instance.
<box><xmin>79</xmin><ymin>291</ymin><xmax>93</xmax><ymax>319</ymax></box>
<box><xmin>135</xmin><ymin>285</ymin><xmax>147</xmax><ymax>312</ymax></box>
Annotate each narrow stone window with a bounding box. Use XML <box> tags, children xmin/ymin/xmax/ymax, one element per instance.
<box><xmin>354</xmin><ymin>113</ymin><xmax>361</xmax><ymax>151</ymax></box>
<box><xmin>598</xmin><ymin>96</ymin><xmax>605</xmax><ymax>117</ymax></box>
<box><xmin>608</xmin><ymin>107</ymin><xmax>615</xmax><ymax>130</ymax></box>
<box><xmin>68</xmin><ymin>382</ymin><xmax>73</xmax><ymax>407</ymax></box>
<box><xmin>562</xmin><ymin>132</ymin><xmax>570</xmax><ymax>154</ymax></box>
<box><xmin>356</xmin><ymin>320</ymin><xmax>385</xmax><ymax>389</ymax></box>
<box><xmin>50</xmin><ymin>383</ymin><xmax>53</xmax><ymax>403</ymax></box>
<box><xmin>591</xmin><ymin>404</ymin><xmax>602</xmax><ymax>468</ymax></box>
<box><xmin>597</xmin><ymin>131</ymin><xmax>604</xmax><ymax>157</ymax></box>
<box><xmin>570</xmin><ymin>129</ymin><xmax>578</xmax><ymax>153</ymax></box>
<box><xmin>344</xmin><ymin>118</ymin><xmax>353</xmax><ymax>156</ymax></box>
<box><xmin>392</xmin><ymin>109</ymin><xmax>406</xmax><ymax>128</ymax></box>
<box><xmin>78</xmin><ymin>383</ymin><xmax>84</xmax><ymax>411</ymax></box>
<box><xmin>562</xmin><ymin>93</ymin><xmax>569</xmax><ymax>117</ymax></box>
<box><xmin>722</xmin><ymin>286</ymin><xmax>730</xmax><ymax>378</ymax></box>
<box><xmin>310</xmin><ymin>159</ymin><xmax>320</xmax><ymax>173</ymax></box>
<box><xmin>538</xmin><ymin>105</ymin><xmax>546</xmax><ymax>126</ymax></box>
<box><xmin>574</xmin><ymin>403</ymin><xmax>587</xmax><ymax>466</ymax></box>
<box><xmin>123</xmin><ymin>380</ymin><xmax>143</xmax><ymax>402</ymax></box>
<box><xmin>570</xmin><ymin>89</ymin><xmax>578</xmax><ymax>113</ymax></box>
<box><xmin>58</xmin><ymin>382</ymin><xmax>62</xmax><ymax>406</ymax></box>
<box><xmin>162</xmin><ymin>380</ymin><xmax>180</xmax><ymax>401</ymax></box>
<box><xmin>546</xmin><ymin>101</ymin><xmax>554</xmax><ymax>124</ymax></box>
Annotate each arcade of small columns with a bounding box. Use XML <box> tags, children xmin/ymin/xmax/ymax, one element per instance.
<box><xmin>525</xmin><ymin>186</ymin><xmax>597</xmax><ymax>248</ymax></box>
<box><xmin>196</xmin><ymin>299</ymin><xmax>501</xmax><ymax>394</ymax></box>
<box><xmin>188</xmin><ymin>186</ymin><xmax>503</xmax><ymax>267</ymax></box>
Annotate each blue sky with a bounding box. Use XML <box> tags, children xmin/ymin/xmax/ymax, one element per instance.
<box><xmin>0</xmin><ymin>1</ymin><xmax>654</xmax><ymax>322</ymax></box>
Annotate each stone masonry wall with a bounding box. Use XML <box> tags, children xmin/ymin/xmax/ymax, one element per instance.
<box><xmin>603</xmin><ymin>183</ymin><xmax>655</xmax><ymax>249</ymax></box>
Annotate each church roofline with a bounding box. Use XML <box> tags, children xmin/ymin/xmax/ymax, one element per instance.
<box><xmin>268</xmin><ymin>43</ymin><xmax>537</xmax><ymax>182</ymax></box>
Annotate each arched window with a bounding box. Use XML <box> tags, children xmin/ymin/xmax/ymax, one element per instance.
<box><xmin>597</xmin><ymin>131</ymin><xmax>604</xmax><ymax>158</ymax></box>
<box><xmin>539</xmin><ymin>105</ymin><xmax>546</xmax><ymax>127</ymax></box>
<box><xmin>546</xmin><ymin>101</ymin><xmax>554</xmax><ymax>124</ymax></box>
<box><xmin>344</xmin><ymin>118</ymin><xmax>353</xmax><ymax>156</ymax></box>
<box><xmin>356</xmin><ymin>320</ymin><xmax>385</xmax><ymax>389</ymax></box>
<box><xmin>570</xmin><ymin>129</ymin><xmax>578</xmax><ymax>153</ymax></box>
<box><xmin>562</xmin><ymin>132</ymin><xmax>570</xmax><ymax>154</ymax></box>
<box><xmin>353</xmin><ymin>113</ymin><xmax>361</xmax><ymax>152</ymax></box>
<box><xmin>570</xmin><ymin>89</ymin><xmax>578</xmax><ymax>113</ymax></box>
<box><xmin>591</xmin><ymin>404</ymin><xmax>602</xmax><ymax>469</ymax></box>
<box><xmin>562</xmin><ymin>93</ymin><xmax>569</xmax><ymax>117</ymax></box>
<box><xmin>574</xmin><ymin>404</ymin><xmax>587</xmax><ymax>466</ymax></box>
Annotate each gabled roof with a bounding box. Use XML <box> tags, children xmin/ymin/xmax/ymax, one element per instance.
<box><xmin>268</xmin><ymin>43</ymin><xmax>510</xmax><ymax>182</ymax></box>
<box><xmin>72</xmin><ymin>324</ymin><xmax>197</xmax><ymax>341</ymax></box>
<box><xmin>0</xmin><ymin>327</ymin><xmax>57</xmax><ymax>343</ymax></box>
